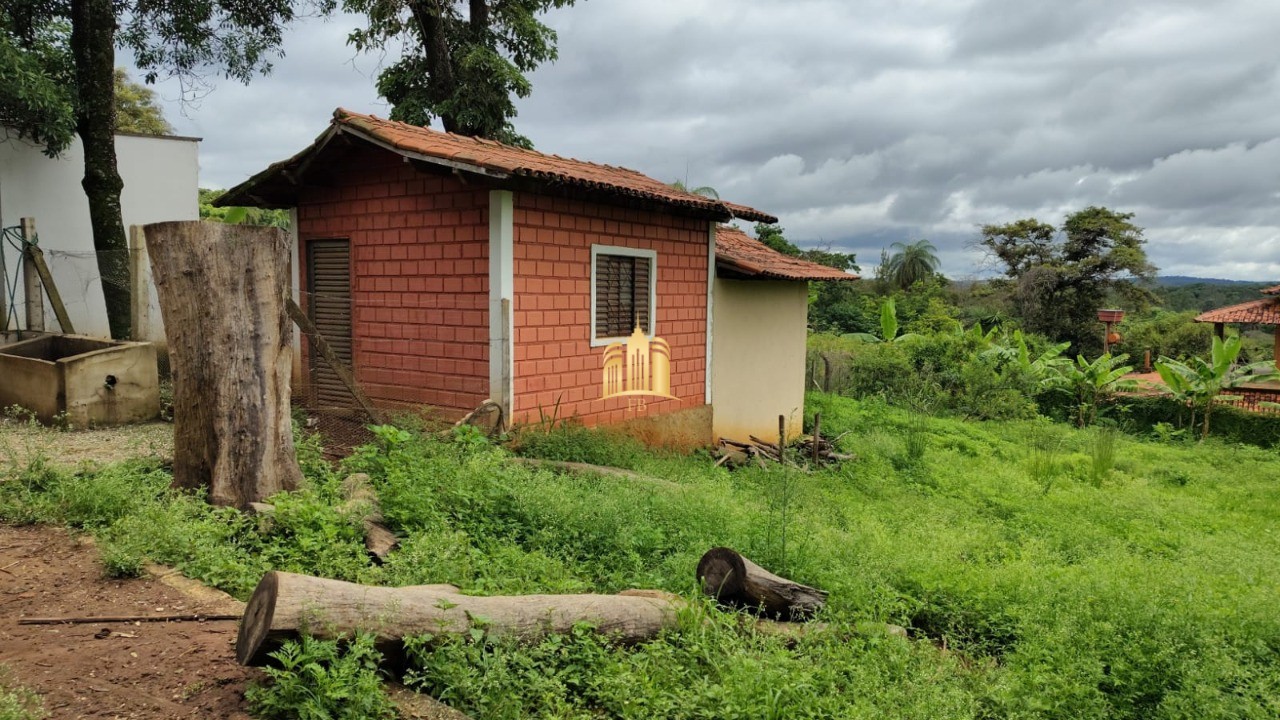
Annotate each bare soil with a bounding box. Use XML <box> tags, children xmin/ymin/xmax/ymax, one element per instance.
<box><xmin>0</xmin><ymin>524</ymin><xmax>254</xmax><ymax>719</ymax></box>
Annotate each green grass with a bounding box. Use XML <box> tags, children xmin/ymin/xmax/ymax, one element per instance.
<box><xmin>0</xmin><ymin>666</ymin><xmax>45</xmax><ymax>720</ymax></box>
<box><xmin>3</xmin><ymin>398</ymin><xmax>1280</xmax><ymax>718</ymax></box>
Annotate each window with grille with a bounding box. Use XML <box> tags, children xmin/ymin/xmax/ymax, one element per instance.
<box><xmin>591</xmin><ymin>246</ymin><xmax>656</xmax><ymax>344</ymax></box>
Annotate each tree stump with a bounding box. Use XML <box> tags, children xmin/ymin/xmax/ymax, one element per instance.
<box><xmin>146</xmin><ymin>221</ymin><xmax>302</xmax><ymax>508</ymax></box>
<box><xmin>696</xmin><ymin>547</ymin><xmax>828</xmax><ymax>620</ymax></box>
<box><xmin>235</xmin><ymin>571</ymin><xmax>684</xmax><ymax>666</ymax></box>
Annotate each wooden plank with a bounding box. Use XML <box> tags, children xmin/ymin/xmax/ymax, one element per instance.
<box><xmin>29</xmin><ymin>246</ymin><xmax>75</xmax><ymax>334</ymax></box>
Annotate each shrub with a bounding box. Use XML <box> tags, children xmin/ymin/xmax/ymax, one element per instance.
<box><xmin>246</xmin><ymin>633</ymin><xmax>395</xmax><ymax>720</ymax></box>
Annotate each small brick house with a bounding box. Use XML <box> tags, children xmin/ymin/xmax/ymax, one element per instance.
<box><xmin>218</xmin><ymin>109</ymin><xmax>855</xmax><ymax>442</ymax></box>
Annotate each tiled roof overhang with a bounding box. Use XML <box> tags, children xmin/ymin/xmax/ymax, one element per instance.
<box><xmin>715</xmin><ymin>226</ymin><xmax>859</xmax><ymax>282</ymax></box>
<box><xmin>216</xmin><ymin>109</ymin><xmax>777</xmax><ymax>224</ymax></box>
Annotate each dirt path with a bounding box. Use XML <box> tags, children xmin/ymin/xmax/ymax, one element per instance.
<box><xmin>0</xmin><ymin>525</ymin><xmax>254</xmax><ymax>719</ymax></box>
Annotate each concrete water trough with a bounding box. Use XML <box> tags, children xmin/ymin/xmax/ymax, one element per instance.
<box><xmin>0</xmin><ymin>334</ymin><xmax>160</xmax><ymax>427</ymax></box>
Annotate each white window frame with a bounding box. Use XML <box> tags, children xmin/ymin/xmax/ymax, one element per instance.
<box><xmin>590</xmin><ymin>244</ymin><xmax>657</xmax><ymax>347</ymax></box>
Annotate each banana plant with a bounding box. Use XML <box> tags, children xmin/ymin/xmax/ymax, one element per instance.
<box><xmin>842</xmin><ymin>298</ymin><xmax>922</xmax><ymax>344</ymax></box>
<box><xmin>1155</xmin><ymin>334</ymin><xmax>1279</xmax><ymax>440</ymax></box>
<box><xmin>1050</xmin><ymin>353</ymin><xmax>1137</xmax><ymax>427</ymax></box>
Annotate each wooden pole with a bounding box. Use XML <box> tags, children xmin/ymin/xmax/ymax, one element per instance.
<box><xmin>812</xmin><ymin>413</ymin><xmax>821</xmax><ymax>465</ymax></box>
<box><xmin>285</xmin><ymin>297</ymin><xmax>383</xmax><ymax>424</ymax></box>
<box><xmin>28</xmin><ymin>246</ymin><xmax>74</xmax><ymax>334</ymax></box>
<box><xmin>20</xmin><ymin>218</ymin><xmax>43</xmax><ymax>332</ymax></box>
<box><xmin>778</xmin><ymin>414</ymin><xmax>786</xmax><ymax>464</ymax></box>
<box><xmin>129</xmin><ymin>225</ymin><xmax>150</xmax><ymax>341</ymax></box>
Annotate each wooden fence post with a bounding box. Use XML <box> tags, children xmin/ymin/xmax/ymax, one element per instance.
<box><xmin>129</xmin><ymin>225</ymin><xmax>151</xmax><ymax>341</ymax></box>
<box><xmin>20</xmin><ymin>218</ymin><xmax>43</xmax><ymax>332</ymax></box>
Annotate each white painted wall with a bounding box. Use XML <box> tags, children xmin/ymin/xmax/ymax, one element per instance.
<box><xmin>711</xmin><ymin>277</ymin><xmax>809</xmax><ymax>442</ymax></box>
<box><xmin>0</xmin><ymin>131</ymin><xmax>199</xmax><ymax>339</ymax></box>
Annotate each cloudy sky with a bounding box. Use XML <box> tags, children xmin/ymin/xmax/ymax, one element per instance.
<box><xmin>136</xmin><ymin>0</ymin><xmax>1280</xmax><ymax>280</ymax></box>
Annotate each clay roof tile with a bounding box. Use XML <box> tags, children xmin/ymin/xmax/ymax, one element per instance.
<box><xmin>715</xmin><ymin>226</ymin><xmax>858</xmax><ymax>282</ymax></box>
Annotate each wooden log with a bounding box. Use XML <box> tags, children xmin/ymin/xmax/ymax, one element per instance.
<box><xmin>338</xmin><ymin>472</ymin><xmax>398</xmax><ymax>560</ymax></box>
<box><xmin>146</xmin><ymin>221</ymin><xmax>302</xmax><ymax>509</ymax></box>
<box><xmin>235</xmin><ymin>571</ymin><xmax>683</xmax><ymax>666</ymax></box>
<box><xmin>696</xmin><ymin>547</ymin><xmax>829</xmax><ymax>620</ymax></box>
<box><xmin>286</xmin><ymin>297</ymin><xmax>383</xmax><ymax>424</ymax></box>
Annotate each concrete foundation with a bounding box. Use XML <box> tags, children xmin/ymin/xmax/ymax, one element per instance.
<box><xmin>0</xmin><ymin>334</ymin><xmax>160</xmax><ymax>427</ymax></box>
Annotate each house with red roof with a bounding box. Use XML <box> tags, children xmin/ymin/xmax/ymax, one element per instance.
<box><xmin>1195</xmin><ymin>284</ymin><xmax>1280</xmax><ymax>368</ymax></box>
<box><xmin>217</xmin><ymin>109</ymin><xmax>856</xmax><ymax>443</ymax></box>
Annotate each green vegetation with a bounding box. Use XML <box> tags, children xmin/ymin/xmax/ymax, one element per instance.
<box><xmin>3</xmin><ymin>398</ymin><xmax>1280</xmax><ymax>718</ymax></box>
<box><xmin>199</xmin><ymin>188</ymin><xmax>290</xmax><ymax>229</ymax></box>
<box><xmin>0</xmin><ymin>666</ymin><xmax>45</xmax><ymax>720</ymax></box>
<box><xmin>1156</xmin><ymin>335</ymin><xmax>1279</xmax><ymax>439</ymax></box>
<box><xmin>246</xmin><ymin>633</ymin><xmax>395</xmax><ymax>720</ymax></box>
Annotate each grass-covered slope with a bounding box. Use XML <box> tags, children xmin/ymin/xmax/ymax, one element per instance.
<box><xmin>2</xmin><ymin>397</ymin><xmax>1279</xmax><ymax>719</ymax></box>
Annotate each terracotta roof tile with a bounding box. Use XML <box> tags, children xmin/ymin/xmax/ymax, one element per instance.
<box><xmin>219</xmin><ymin>108</ymin><xmax>776</xmax><ymax>222</ymax></box>
<box><xmin>715</xmin><ymin>226</ymin><xmax>858</xmax><ymax>282</ymax></box>
<box><xmin>1195</xmin><ymin>297</ymin><xmax>1280</xmax><ymax>325</ymax></box>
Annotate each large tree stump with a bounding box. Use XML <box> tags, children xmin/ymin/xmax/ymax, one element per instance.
<box><xmin>235</xmin><ymin>571</ymin><xmax>683</xmax><ymax>666</ymax></box>
<box><xmin>697</xmin><ymin>547</ymin><xmax>829</xmax><ymax>620</ymax></box>
<box><xmin>146</xmin><ymin>221</ymin><xmax>302</xmax><ymax>508</ymax></box>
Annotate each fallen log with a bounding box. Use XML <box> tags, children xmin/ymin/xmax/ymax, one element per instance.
<box><xmin>235</xmin><ymin>572</ymin><xmax>683</xmax><ymax>666</ymax></box>
<box><xmin>338</xmin><ymin>473</ymin><xmax>399</xmax><ymax>560</ymax></box>
<box><xmin>696</xmin><ymin>547</ymin><xmax>829</xmax><ymax>620</ymax></box>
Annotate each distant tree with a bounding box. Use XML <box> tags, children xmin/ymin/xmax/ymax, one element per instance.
<box><xmin>345</xmin><ymin>0</ymin><xmax>579</xmax><ymax>148</ymax></box>
<box><xmin>884</xmin><ymin>239</ymin><xmax>940</xmax><ymax>290</ymax></box>
<box><xmin>981</xmin><ymin>207</ymin><xmax>1156</xmax><ymax>354</ymax></box>
<box><xmin>1156</xmin><ymin>334</ymin><xmax>1279</xmax><ymax>440</ymax></box>
<box><xmin>753</xmin><ymin>224</ymin><xmax>857</xmax><ymax>271</ymax></box>
<box><xmin>113</xmin><ymin>68</ymin><xmax>171</xmax><ymax>135</ymax></box>
<box><xmin>669</xmin><ymin>180</ymin><xmax>719</xmax><ymax>199</ymax></box>
<box><xmin>199</xmin><ymin>188</ymin><xmax>290</xmax><ymax>228</ymax></box>
<box><xmin>2</xmin><ymin>0</ymin><xmax>311</xmax><ymax>339</ymax></box>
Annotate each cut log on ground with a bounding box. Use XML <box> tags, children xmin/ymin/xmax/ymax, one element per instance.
<box><xmin>697</xmin><ymin>547</ymin><xmax>829</xmax><ymax>620</ymax></box>
<box><xmin>146</xmin><ymin>221</ymin><xmax>302</xmax><ymax>508</ymax></box>
<box><xmin>235</xmin><ymin>571</ymin><xmax>684</xmax><ymax>666</ymax></box>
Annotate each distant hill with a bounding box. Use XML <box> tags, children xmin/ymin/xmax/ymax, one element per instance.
<box><xmin>1154</xmin><ymin>277</ymin><xmax>1272</xmax><ymax>313</ymax></box>
<box><xmin>1156</xmin><ymin>276</ymin><xmax>1272</xmax><ymax>287</ymax></box>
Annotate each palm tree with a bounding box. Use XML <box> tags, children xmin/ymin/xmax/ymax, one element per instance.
<box><xmin>669</xmin><ymin>180</ymin><xmax>719</xmax><ymax>199</ymax></box>
<box><xmin>884</xmin><ymin>239</ymin><xmax>941</xmax><ymax>290</ymax></box>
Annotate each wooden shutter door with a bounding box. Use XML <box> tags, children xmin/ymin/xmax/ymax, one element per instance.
<box><xmin>306</xmin><ymin>239</ymin><xmax>354</xmax><ymax>409</ymax></box>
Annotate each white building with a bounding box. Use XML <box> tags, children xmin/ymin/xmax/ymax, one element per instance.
<box><xmin>0</xmin><ymin>130</ymin><xmax>200</xmax><ymax>340</ymax></box>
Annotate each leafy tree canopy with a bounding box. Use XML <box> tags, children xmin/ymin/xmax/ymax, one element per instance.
<box><xmin>0</xmin><ymin>18</ymin><xmax>75</xmax><ymax>155</ymax></box>
<box><xmin>981</xmin><ymin>206</ymin><xmax>1156</xmax><ymax>354</ymax></box>
<box><xmin>345</xmin><ymin>0</ymin><xmax>577</xmax><ymax>148</ymax></box>
<box><xmin>884</xmin><ymin>239</ymin><xmax>940</xmax><ymax>290</ymax></box>
<box><xmin>113</xmin><ymin>68</ymin><xmax>172</xmax><ymax>135</ymax></box>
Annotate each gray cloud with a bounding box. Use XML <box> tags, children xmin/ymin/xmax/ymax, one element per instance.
<box><xmin>136</xmin><ymin>0</ymin><xmax>1280</xmax><ymax>280</ymax></box>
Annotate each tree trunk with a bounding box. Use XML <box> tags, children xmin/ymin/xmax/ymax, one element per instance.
<box><xmin>409</xmin><ymin>0</ymin><xmax>458</xmax><ymax>131</ymax></box>
<box><xmin>146</xmin><ymin>221</ymin><xmax>302</xmax><ymax>508</ymax></box>
<box><xmin>70</xmin><ymin>0</ymin><xmax>131</xmax><ymax>339</ymax></box>
<box><xmin>235</xmin><ymin>571</ymin><xmax>683</xmax><ymax>666</ymax></box>
<box><xmin>696</xmin><ymin>547</ymin><xmax>828</xmax><ymax>620</ymax></box>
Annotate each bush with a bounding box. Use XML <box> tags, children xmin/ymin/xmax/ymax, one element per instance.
<box><xmin>246</xmin><ymin>633</ymin><xmax>395</xmax><ymax>720</ymax></box>
<box><xmin>1117</xmin><ymin>395</ymin><xmax>1280</xmax><ymax>448</ymax></box>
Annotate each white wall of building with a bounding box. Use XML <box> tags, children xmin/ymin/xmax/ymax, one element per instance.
<box><xmin>711</xmin><ymin>277</ymin><xmax>809</xmax><ymax>442</ymax></box>
<box><xmin>0</xmin><ymin>131</ymin><xmax>199</xmax><ymax>340</ymax></box>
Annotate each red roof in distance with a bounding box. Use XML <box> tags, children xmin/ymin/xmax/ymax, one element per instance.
<box><xmin>715</xmin><ymin>226</ymin><xmax>859</xmax><ymax>282</ymax></box>
<box><xmin>1195</xmin><ymin>297</ymin><xmax>1280</xmax><ymax>325</ymax></box>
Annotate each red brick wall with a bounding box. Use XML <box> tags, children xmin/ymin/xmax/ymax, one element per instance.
<box><xmin>296</xmin><ymin>149</ymin><xmax>489</xmax><ymax>413</ymax></box>
<box><xmin>511</xmin><ymin>194</ymin><xmax>710</xmax><ymax>426</ymax></box>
